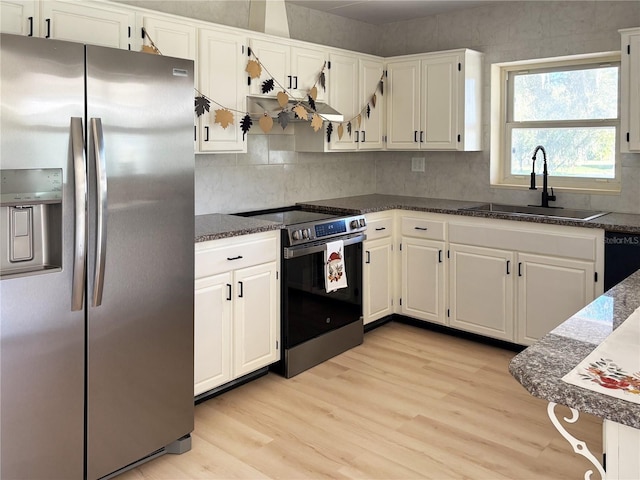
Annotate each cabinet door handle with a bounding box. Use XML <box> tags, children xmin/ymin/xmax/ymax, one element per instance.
<box><xmin>414</xmin><ymin>226</ymin><xmax>428</xmax><ymax>231</ymax></box>
<box><xmin>518</xmin><ymin>262</ymin><xmax>523</xmax><ymax>277</ymax></box>
<box><xmin>238</xmin><ymin>281</ymin><xmax>244</xmax><ymax>298</ymax></box>
<box><xmin>204</xmin><ymin>126</ymin><xmax>209</xmax><ymax>142</ymax></box>
<box><xmin>226</xmin><ymin>255</ymin><xmax>243</xmax><ymax>261</ymax></box>
<box><xmin>45</xmin><ymin>18</ymin><xmax>51</xmax><ymax>38</ymax></box>
<box><xmin>375</xmin><ymin>227</ymin><xmax>386</xmax><ymax>231</ymax></box>
<box><xmin>414</xmin><ymin>130</ymin><xmax>418</xmax><ymax>143</ymax></box>
<box><xmin>194</xmin><ymin>125</ymin><xmax>197</xmax><ymax>141</ymax></box>
<box><xmin>420</xmin><ymin>131</ymin><xmax>424</xmax><ymax>143</ymax></box>
<box><xmin>28</xmin><ymin>16</ymin><xmax>34</xmax><ymax>36</ymax></box>
<box><xmin>293</xmin><ymin>76</ymin><xmax>298</xmax><ymax>89</ymax></box>
<box><xmin>226</xmin><ymin>283</ymin><xmax>232</xmax><ymax>301</ymax></box>
<box><xmin>506</xmin><ymin>260</ymin><xmax>511</xmax><ymax>275</ymax></box>
<box><xmin>361</xmin><ymin>131</ymin><xmax>366</xmax><ymax>143</ymax></box>
<box><xmin>365</xmin><ymin>251</ymin><xmax>371</xmax><ymax>264</ymax></box>
<box><xmin>355</xmin><ymin>130</ymin><xmax>359</xmax><ymax>143</ymax></box>
<box><xmin>438</xmin><ymin>250</ymin><xmax>443</xmax><ymax>263</ymax></box>
<box><xmin>287</xmin><ymin>75</ymin><xmax>292</xmax><ymax>89</ymax></box>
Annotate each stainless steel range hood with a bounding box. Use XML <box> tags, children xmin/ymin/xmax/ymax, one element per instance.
<box><xmin>247</xmin><ymin>95</ymin><xmax>344</xmax><ymax>123</ymax></box>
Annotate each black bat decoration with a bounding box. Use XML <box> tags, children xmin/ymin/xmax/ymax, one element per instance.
<box><xmin>261</xmin><ymin>78</ymin><xmax>275</xmax><ymax>94</ymax></box>
<box><xmin>195</xmin><ymin>96</ymin><xmax>210</xmax><ymax>117</ymax></box>
<box><xmin>366</xmin><ymin>104</ymin><xmax>371</xmax><ymax>118</ymax></box>
<box><xmin>319</xmin><ymin>72</ymin><xmax>326</xmax><ymax>91</ymax></box>
<box><xmin>308</xmin><ymin>95</ymin><xmax>316</xmax><ymax>111</ymax></box>
<box><xmin>240</xmin><ymin>113</ymin><xmax>252</xmax><ymax>140</ymax></box>
<box><xmin>347</xmin><ymin>121</ymin><xmax>352</xmax><ymax>137</ymax></box>
<box><xmin>379</xmin><ymin>79</ymin><xmax>384</xmax><ymax>96</ymax></box>
<box><xmin>326</xmin><ymin>122</ymin><xmax>333</xmax><ymax>143</ymax></box>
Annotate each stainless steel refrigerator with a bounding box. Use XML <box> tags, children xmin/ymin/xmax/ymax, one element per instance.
<box><xmin>0</xmin><ymin>34</ymin><xmax>195</xmax><ymax>479</ymax></box>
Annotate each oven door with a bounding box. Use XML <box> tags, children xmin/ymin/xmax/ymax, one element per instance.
<box><xmin>282</xmin><ymin>234</ymin><xmax>363</xmax><ymax>349</ymax></box>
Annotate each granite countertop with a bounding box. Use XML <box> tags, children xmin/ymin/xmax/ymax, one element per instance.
<box><xmin>195</xmin><ymin>213</ymin><xmax>282</xmax><ymax>243</ymax></box>
<box><xmin>297</xmin><ymin>194</ymin><xmax>640</xmax><ymax>234</ymax></box>
<box><xmin>195</xmin><ymin>194</ymin><xmax>640</xmax><ymax>241</ymax></box>
<box><xmin>509</xmin><ymin>270</ymin><xmax>640</xmax><ymax>429</ymax></box>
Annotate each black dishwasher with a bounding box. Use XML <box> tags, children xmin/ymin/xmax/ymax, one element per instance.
<box><xmin>604</xmin><ymin>231</ymin><xmax>640</xmax><ymax>290</ymax></box>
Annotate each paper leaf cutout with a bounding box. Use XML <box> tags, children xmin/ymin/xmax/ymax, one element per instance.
<box><xmin>259</xmin><ymin>113</ymin><xmax>273</xmax><ymax>133</ymax></box>
<box><xmin>141</xmin><ymin>45</ymin><xmax>159</xmax><ymax>55</ymax></box>
<box><xmin>308</xmin><ymin>95</ymin><xmax>316</xmax><ymax>112</ymax></box>
<box><xmin>319</xmin><ymin>72</ymin><xmax>326</xmax><ymax>91</ymax></box>
<box><xmin>337</xmin><ymin>123</ymin><xmax>344</xmax><ymax>140</ymax></box>
<box><xmin>293</xmin><ymin>104</ymin><xmax>308</xmax><ymax>121</ymax></box>
<box><xmin>357</xmin><ymin>114</ymin><xmax>362</xmax><ymax>128</ymax></box>
<box><xmin>277</xmin><ymin>111</ymin><xmax>290</xmax><ymax>130</ymax></box>
<box><xmin>326</xmin><ymin>122</ymin><xmax>333</xmax><ymax>142</ymax></box>
<box><xmin>246</xmin><ymin>60</ymin><xmax>261</xmax><ymax>79</ymax></box>
<box><xmin>310</xmin><ymin>113</ymin><xmax>323</xmax><ymax>132</ymax></box>
<box><xmin>261</xmin><ymin>78</ymin><xmax>275</xmax><ymax>94</ymax></box>
<box><xmin>372</xmin><ymin>93</ymin><xmax>377</xmax><ymax>108</ymax></box>
<box><xmin>366</xmin><ymin>104</ymin><xmax>371</xmax><ymax>118</ymax></box>
<box><xmin>277</xmin><ymin>91</ymin><xmax>289</xmax><ymax>108</ymax></box>
<box><xmin>347</xmin><ymin>122</ymin><xmax>352</xmax><ymax>137</ymax></box>
<box><xmin>195</xmin><ymin>96</ymin><xmax>211</xmax><ymax>117</ymax></box>
<box><xmin>240</xmin><ymin>113</ymin><xmax>252</xmax><ymax>139</ymax></box>
<box><xmin>214</xmin><ymin>109</ymin><xmax>234</xmax><ymax>129</ymax></box>
<box><xmin>379</xmin><ymin>79</ymin><xmax>384</xmax><ymax>96</ymax></box>
<box><xmin>309</xmin><ymin>86</ymin><xmax>318</xmax><ymax>101</ymax></box>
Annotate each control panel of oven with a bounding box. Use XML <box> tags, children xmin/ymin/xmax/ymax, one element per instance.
<box><xmin>286</xmin><ymin>215</ymin><xmax>367</xmax><ymax>246</ymax></box>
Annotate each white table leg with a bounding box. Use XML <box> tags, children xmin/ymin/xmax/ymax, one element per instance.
<box><xmin>547</xmin><ymin>402</ymin><xmax>606</xmax><ymax>480</ymax></box>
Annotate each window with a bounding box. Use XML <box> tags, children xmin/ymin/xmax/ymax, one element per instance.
<box><xmin>491</xmin><ymin>54</ymin><xmax>621</xmax><ymax>192</ymax></box>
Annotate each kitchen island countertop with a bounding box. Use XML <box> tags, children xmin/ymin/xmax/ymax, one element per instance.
<box><xmin>509</xmin><ymin>269</ymin><xmax>640</xmax><ymax>429</ymax></box>
<box><xmin>195</xmin><ymin>213</ymin><xmax>281</xmax><ymax>243</ymax></box>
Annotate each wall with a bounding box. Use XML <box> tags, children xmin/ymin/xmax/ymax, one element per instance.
<box><xmin>115</xmin><ymin>0</ymin><xmax>380</xmax><ymax>214</ymax></box>
<box><xmin>375</xmin><ymin>1</ymin><xmax>640</xmax><ymax>214</ymax></box>
<box><xmin>116</xmin><ymin>0</ymin><xmax>640</xmax><ymax>215</ymax></box>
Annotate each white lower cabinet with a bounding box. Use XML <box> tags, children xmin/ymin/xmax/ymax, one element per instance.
<box><xmin>448</xmin><ymin>218</ymin><xmax>602</xmax><ymax>344</ymax></box>
<box><xmin>402</xmin><ymin>238</ymin><xmax>446</xmax><ymax>324</ymax></box>
<box><xmin>604</xmin><ymin>420</ymin><xmax>640</xmax><ymax>479</ymax></box>
<box><xmin>363</xmin><ymin>212</ymin><xmax>394</xmax><ymax>325</ymax></box>
<box><xmin>194</xmin><ymin>231</ymin><xmax>280</xmax><ymax>397</ymax></box>
<box><xmin>399</xmin><ymin>214</ymin><xmax>447</xmax><ymax>325</ymax></box>
<box><xmin>448</xmin><ymin>243</ymin><xmax>514</xmax><ymax>340</ymax></box>
<box><xmin>516</xmin><ymin>253</ymin><xmax>594</xmax><ymax>345</ymax></box>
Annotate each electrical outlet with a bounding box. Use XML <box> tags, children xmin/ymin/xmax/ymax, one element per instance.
<box><xmin>411</xmin><ymin>157</ymin><xmax>425</xmax><ymax>172</ymax></box>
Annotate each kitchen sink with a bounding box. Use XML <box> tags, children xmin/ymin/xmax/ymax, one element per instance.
<box><xmin>459</xmin><ymin>203</ymin><xmax>609</xmax><ymax>221</ymax></box>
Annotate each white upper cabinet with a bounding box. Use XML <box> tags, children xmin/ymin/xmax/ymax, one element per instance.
<box><xmin>197</xmin><ymin>26</ymin><xmax>248</xmax><ymax>153</ymax></box>
<box><xmin>247</xmin><ymin>37</ymin><xmax>327</xmax><ymax>102</ymax></box>
<box><xmin>295</xmin><ymin>50</ymin><xmax>385</xmax><ymax>152</ymax></box>
<box><xmin>1</xmin><ymin>0</ymin><xmax>38</xmax><ymax>36</ymax></box>
<box><xmin>41</xmin><ymin>0</ymin><xmax>133</xmax><ymax>49</ymax></box>
<box><xmin>136</xmin><ymin>13</ymin><xmax>197</xmax><ymax>60</ymax></box>
<box><xmin>620</xmin><ymin>27</ymin><xmax>640</xmax><ymax>152</ymax></box>
<box><xmin>386</xmin><ymin>49</ymin><xmax>483</xmax><ymax>151</ymax></box>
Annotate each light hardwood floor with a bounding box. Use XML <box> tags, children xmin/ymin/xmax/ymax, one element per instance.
<box><xmin>119</xmin><ymin>322</ymin><xmax>603</xmax><ymax>479</ymax></box>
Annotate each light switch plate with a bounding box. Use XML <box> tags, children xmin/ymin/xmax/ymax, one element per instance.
<box><xmin>411</xmin><ymin>157</ymin><xmax>425</xmax><ymax>172</ymax></box>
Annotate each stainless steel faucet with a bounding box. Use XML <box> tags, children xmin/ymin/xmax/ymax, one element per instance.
<box><xmin>529</xmin><ymin>145</ymin><xmax>557</xmax><ymax>208</ymax></box>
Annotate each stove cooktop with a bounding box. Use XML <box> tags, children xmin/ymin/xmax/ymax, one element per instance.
<box><xmin>243</xmin><ymin>209</ymin><xmax>336</xmax><ymax>226</ymax></box>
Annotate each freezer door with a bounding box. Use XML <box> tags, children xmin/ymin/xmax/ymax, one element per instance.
<box><xmin>85</xmin><ymin>46</ymin><xmax>194</xmax><ymax>479</ymax></box>
<box><xmin>0</xmin><ymin>34</ymin><xmax>85</xmax><ymax>479</ymax></box>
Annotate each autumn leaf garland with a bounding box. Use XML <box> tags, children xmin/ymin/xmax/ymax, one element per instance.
<box><xmin>190</xmin><ymin>44</ymin><xmax>384</xmax><ymax>138</ymax></box>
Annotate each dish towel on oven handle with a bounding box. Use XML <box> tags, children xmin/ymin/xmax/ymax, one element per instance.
<box><xmin>325</xmin><ymin>239</ymin><xmax>348</xmax><ymax>293</ymax></box>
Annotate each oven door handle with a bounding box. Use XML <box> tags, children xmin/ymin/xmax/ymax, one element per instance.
<box><xmin>283</xmin><ymin>233</ymin><xmax>366</xmax><ymax>260</ymax></box>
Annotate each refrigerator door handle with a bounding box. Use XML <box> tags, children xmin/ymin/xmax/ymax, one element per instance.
<box><xmin>71</xmin><ymin>117</ymin><xmax>87</xmax><ymax>311</ymax></box>
<box><xmin>90</xmin><ymin>118</ymin><xmax>108</xmax><ymax>307</ymax></box>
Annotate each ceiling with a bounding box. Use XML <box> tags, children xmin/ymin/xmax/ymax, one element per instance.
<box><xmin>284</xmin><ymin>0</ymin><xmax>496</xmax><ymax>25</ymax></box>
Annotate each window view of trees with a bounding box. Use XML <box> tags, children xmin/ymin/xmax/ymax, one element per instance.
<box><xmin>508</xmin><ymin>66</ymin><xmax>618</xmax><ymax>179</ymax></box>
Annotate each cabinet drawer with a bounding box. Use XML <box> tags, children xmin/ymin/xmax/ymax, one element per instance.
<box><xmin>366</xmin><ymin>217</ymin><xmax>393</xmax><ymax>240</ymax></box>
<box><xmin>195</xmin><ymin>234</ymin><xmax>278</xmax><ymax>278</ymax></box>
<box><xmin>401</xmin><ymin>216</ymin><xmax>445</xmax><ymax>240</ymax></box>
